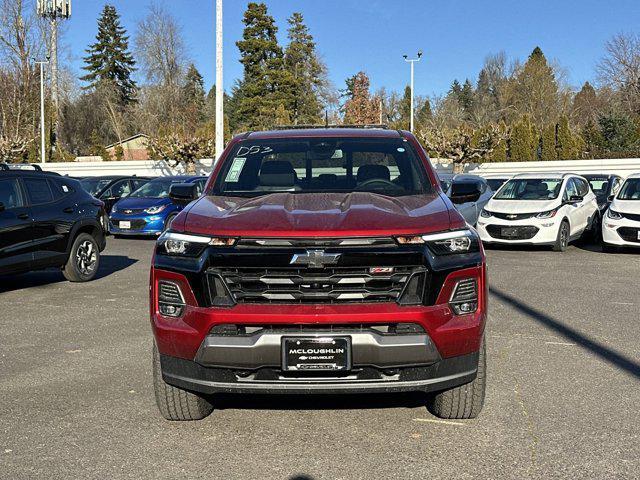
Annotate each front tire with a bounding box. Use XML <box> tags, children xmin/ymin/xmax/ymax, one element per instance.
<box><xmin>426</xmin><ymin>337</ymin><xmax>486</xmax><ymax>419</ymax></box>
<box><xmin>553</xmin><ymin>220</ymin><xmax>570</xmax><ymax>252</ymax></box>
<box><xmin>62</xmin><ymin>233</ymin><xmax>100</xmax><ymax>282</ymax></box>
<box><xmin>153</xmin><ymin>342</ymin><xmax>213</xmax><ymax>421</ymax></box>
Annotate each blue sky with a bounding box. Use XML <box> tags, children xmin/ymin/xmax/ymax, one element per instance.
<box><xmin>64</xmin><ymin>0</ymin><xmax>640</xmax><ymax>96</ymax></box>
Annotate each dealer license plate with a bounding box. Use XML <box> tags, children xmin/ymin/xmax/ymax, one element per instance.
<box><xmin>282</xmin><ymin>337</ymin><xmax>351</xmax><ymax>371</ymax></box>
<box><xmin>119</xmin><ymin>221</ymin><xmax>131</xmax><ymax>229</ymax></box>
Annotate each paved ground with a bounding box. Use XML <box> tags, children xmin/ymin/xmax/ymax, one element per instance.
<box><xmin>1</xmin><ymin>237</ymin><xmax>639</xmax><ymax>479</ymax></box>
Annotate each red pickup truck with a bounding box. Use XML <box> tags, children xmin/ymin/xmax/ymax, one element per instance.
<box><xmin>150</xmin><ymin>127</ymin><xmax>487</xmax><ymax>421</ymax></box>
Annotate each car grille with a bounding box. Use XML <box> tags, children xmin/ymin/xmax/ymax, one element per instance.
<box><xmin>120</xmin><ymin>208</ymin><xmax>146</xmax><ymax>215</ymax></box>
<box><xmin>486</xmin><ymin>225</ymin><xmax>539</xmax><ymax>240</ymax></box>
<box><xmin>617</xmin><ymin>227</ymin><xmax>640</xmax><ymax>243</ymax></box>
<box><xmin>488</xmin><ymin>211</ymin><xmax>536</xmax><ymax>220</ymax></box>
<box><xmin>208</xmin><ymin>266</ymin><xmax>425</xmax><ymax>304</ymax></box>
<box><xmin>620</xmin><ymin>212</ymin><xmax>640</xmax><ymax>222</ymax></box>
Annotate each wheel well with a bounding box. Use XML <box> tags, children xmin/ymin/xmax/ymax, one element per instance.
<box><xmin>76</xmin><ymin>224</ymin><xmax>102</xmax><ymax>240</ymax></box>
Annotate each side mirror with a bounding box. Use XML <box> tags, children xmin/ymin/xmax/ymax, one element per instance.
<box><xmin>169</xmin><ymin>183</ymin><xmax>199</xmax><ymax>205</ymax></box>
<box><xmin>0</xmin><ymin>202</ymin><xmax>5</xmax><ymax>212</ymax></box>
<box><xmin>449</xmin><ymin>183</ymin><xmax>482</xmax><ymax>204</ymax></box>
<box><xmin>607</xmin><ymin>194</ymin><xmax>614</xmax><ymax>202</ymax></box>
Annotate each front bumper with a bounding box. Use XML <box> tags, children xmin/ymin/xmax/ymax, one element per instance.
<box><xmin>109</xmin><ymin>214</ymin><xmax>166</xmax><ymax>235</ymax></box>
<box><xmin>477</xmin><ymin>216</ymin><xmax>560</xmax><ymax>245</ymax></box>
<box><xmin>159</xmin><ymin>350</ymin><xmax>479</xmax><ymax>394</ymax></box>
<box><xmin>602</xmin><ymin>216</ymin><xmax>640</xmax><ymax>247</ymax></box>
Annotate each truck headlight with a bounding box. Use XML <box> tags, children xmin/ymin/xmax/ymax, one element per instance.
<box><xmin>606</xmin><ymin>209</ymin><xmax>623</xmax><ymax>220</ymax></box>
<box><xmin>157</xmin><ymin>231</ymin><xmax>236</xmax><ymax>256</ymax></box>
<box><xmin>397</xmin><ymin>229</ymin><xmax>480</xmax><ymax>255</ymax></box>
<box><xmin>144</xmin><ymin>205</ymin><xmax>167</xmax><ymax>214</ymax></box>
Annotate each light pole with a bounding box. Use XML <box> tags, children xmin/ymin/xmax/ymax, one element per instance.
<box><xmin>215</xmin><ymin>0</ymin><xmax>224</xmax><ymax>161</ymax></box>
<box><xmin>403</xmin><ymin>51</ymin><xmax>423</xmax><ymax>133</ymax></box>
<box><xmin>34</xmin><ymin>58</ymin><xmax>49</xmax><ymax>164</ymax></box>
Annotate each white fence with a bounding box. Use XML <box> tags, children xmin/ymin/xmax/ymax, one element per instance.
<box><xmin>468</xmin><ymin>158</ymin><xmax>640</xmax><ymax>178</ymax></box>
<box><xmin>40</xmin><ymin>159</ymin><xmax>215</xmax><ymax>177</ymax></box>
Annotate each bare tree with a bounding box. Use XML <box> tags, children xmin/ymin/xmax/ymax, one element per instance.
<box><xmin>597</xmin><ymin>32</ymin><xmax>640</xmax><ymax>114</ymax></box>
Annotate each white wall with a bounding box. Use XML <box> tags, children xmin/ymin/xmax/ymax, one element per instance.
<box><xmin>41</xmin><ymin>159</ymin><xmax>215</xmax><ymax>177</ymax></box>
<box><xmin>469</xmin><ymin>158</ymin><xmax>640</xmax><ymax>178</ymax></box>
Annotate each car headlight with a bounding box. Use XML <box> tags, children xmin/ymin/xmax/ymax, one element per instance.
<box><xmin>606</xmin><ymin>209</ymin><xmax>623</xmax><ymax>220</ymax></box>
<box><xmin>397</xmin><ymin>229</ymin><xmax>480</xmax><ymax>255</ymax></box>
<box><xmin>480</xmin><ymin>209</ymin><xmax>491</xmax><ymax>218</ymax></box>
<box><xmin>144</xmin><ymin>205</ymin><xmax>167</xmax><ymax>214</ymax></box>
<box><xmin>157</xmin><ymin>231</ymin><xmax>236</xmax><ymax>256</ymax></box>
<box><xmin>111</xmin><ymin>204</ymin><xmax>118</xmax><ymax>213</ymax></box>
<box><xmin>536</xmin><ymin>208</ymin><xmax>558</xmax><ymax>219</ymax></box>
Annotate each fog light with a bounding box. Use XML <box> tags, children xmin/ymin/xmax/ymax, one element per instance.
<box><xmin>449</xmin><ymin>278</ymin><xmax>478</xmax><ymax>315</ymax></box>
<box><xmin>158</xmin><ymin>280</ymin><xmax>186</xmax><ymax>318</ymax></box>
<box><xmin>451</xmin><ymin>301</ymin><xmax>478</xmax><ymax>315</ymax></box>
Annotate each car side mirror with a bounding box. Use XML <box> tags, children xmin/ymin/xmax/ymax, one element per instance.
<box><xmin>170</xmin><ymin>183</ymin><xmax>199</xmax><ymax>205</ymax></box>
<box><xmin>607</xmin><ymin>194</ymin><xmax>614</xmax><ymax>202</ymax></box>
<box><xmin>449</xmin><ymin>183</ymin><xmax>482</xmax><ymax>204</ymax></box>
<box><xmin>0</xmin><ymin>202</ymin><xmax>5</xmax><ymax>212</ymax></box>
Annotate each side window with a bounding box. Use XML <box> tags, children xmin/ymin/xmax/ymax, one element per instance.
<box><xmin>0</xmin><ymin>178</ymin><xmax>24</xmax><ymax>209</ymax></box>
<box><xmin>612</xmin><ymin>178</ymin><xmax>622</xmax><ymax>195</ymax></box>
<box><xmin>110</xmin><ymin>179</ymin><xmax>131</xmax><ymax>197</ymax></box>
<box><xmin>24</xmin><ymin>178</ymin><xmax>53</xmax><ymax>205</ymax></box>
<box><xmin>196</xmin><ymin>179</ymin><xmax>206</xmax><ymax>195</ymax></box>
<box><xmin>564</xmin><ymin>179</ymin><xmax>578</xmax><ymax>200</ymax></box>
<box><xmin>48</xmin><ymin>179</ymin><xmax>73</xmax><ymax>200</ymax></box>
<box><xmin>132</xmin><ymin>179</ymin><xmax>148</xmax><ymax>190</ymax></box>
<box><xmin>576</xmin><ymin>179</ymin><xmax>589</xmax><ymax>197</ymax></box>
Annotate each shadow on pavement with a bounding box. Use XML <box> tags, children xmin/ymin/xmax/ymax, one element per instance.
<box><xmin>213</xmin><ymin>391</ymin><xmax>426</xmax><ymax>411</ymax></box>
<box><xmin>0</xmin><ymin>255</ymin><xmax>137</xmax><ymax>293</ymax></box>
<box><xmin>490</xmin><ymin>286</ymin><xmax>640</xmax><ymax>380</ymax></box>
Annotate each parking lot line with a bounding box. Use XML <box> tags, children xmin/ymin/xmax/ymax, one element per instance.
<box><xmin>413</xmin><ymin>418</ymin><xmax>466</xmax><ymax>426</ymax></box>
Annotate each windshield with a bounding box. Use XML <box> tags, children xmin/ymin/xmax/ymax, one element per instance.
<box><xmin>212</xmin><ymin>137</ymin><xmax>432</xmax><ymax>197</ymax></box>
<box><xmin>129</xmin><ymin>179</ymin><xmax>190</xmax><ymax>198</ymax></box>
<box><xmin>586</xmin><ymin>178</ymin><xmax>609</xmax><ymax>202</ymax></box>
<box><xmin>494</xmin><ymin>178</ymin><xmax>563</xmax><ymax>200</ymax></box>
<box><xmin>80</xmin><ymin>178</ymin><xmax>112</xmax><ymax>195</ymax></box>
<box><xmin>617</xmin><ymin>178</ymin><xmax>640</xmax><ymax>200</ymax></box>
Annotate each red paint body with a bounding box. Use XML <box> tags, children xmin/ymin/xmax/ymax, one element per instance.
<box><xmin>151</xmin><ymin>129</ymin><xmax>486</xmax><ymax>363</ymax></box>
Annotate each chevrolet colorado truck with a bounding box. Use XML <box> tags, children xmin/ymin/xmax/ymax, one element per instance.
<box><xmin>150</xmin><ymin>127</ymin><xmax>487</xmax><ymax>421</ymax></box>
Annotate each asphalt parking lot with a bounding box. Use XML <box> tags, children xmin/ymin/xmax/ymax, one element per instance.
<box><xmin>1</xmin><ymin>237</ymin><xmax>639</xmax><ymax>479</ymax></box>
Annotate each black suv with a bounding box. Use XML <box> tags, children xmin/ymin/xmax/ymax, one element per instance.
<box><xmin>0</xmin><ymin>164</ymin><xmax>107</xmax><ymax>281</ymax></box>
<box><xmin>79</xmin><ymin>175</ymin><xmax>152</xmax><ymax>213</ymax></box>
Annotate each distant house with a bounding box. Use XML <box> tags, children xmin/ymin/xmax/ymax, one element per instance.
<box><xmin>106</xmin><ymin>134</ymin><xmax>149</xmax><ymax>160</ymax></box>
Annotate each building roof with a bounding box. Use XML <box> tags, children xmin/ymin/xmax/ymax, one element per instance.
<box><xmin>106</xmin><ymin>133</ymin><xmax>149</xmax><ymax>149</ymax></box>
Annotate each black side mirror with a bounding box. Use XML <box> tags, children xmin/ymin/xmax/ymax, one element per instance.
<box><xmin>449</xmin><ymin>183</ymin><xmax>482</xmax><ymax>204</ymax></box>
<box><xmin>170</xmin><ymin>183</ymin><xmax>199</xmax><ymax>205</ymax></box>
<box><xmin>0</xmin><ymin>202</ymin><xmax>5</xmax><ymax>212</ymax></box>
<box><xmin>607</xmin><ymin>194</ymin><xmax>614</xmax><ymax>202</ymax></box>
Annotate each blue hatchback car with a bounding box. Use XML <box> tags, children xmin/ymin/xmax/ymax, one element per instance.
<box><xmin>109</xmin><ymin>175</ymin><xmax>206</xmax><ymax>236</ymax></box>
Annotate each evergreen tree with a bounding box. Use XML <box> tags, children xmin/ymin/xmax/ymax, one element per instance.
<box><xmin>343</xmin><ymin>72</ymin><xmax>380</xmax><ymax>125</ymax></box>
<box><xmin>232</xmin><ymin>2</ymin><xmax>286</xmax><ymax>130</ymax></box>
<box><xmin>509</xmin><ymin>115</ymin><xmax>537</xmax><ymax>161</ymax></box>
<box><xmin>398</xmin><ymin>86</ymin><xmax>412</xmax><ymax>129</ymax></box>
<box><xmin>580</xmin><ymin>120</ymin><xmax>604</xmax><ymax>158</ymax></box>
<box><xmin>284</xmin><ymin>12</ymin><xmax>325</xmax><ymax>124</ymax></box>
<box><xmin>449</xmin><ymin>80</ymin><xmax>462</xmax><ymax>98</ymax></box>
<box><xmin>597</xmin><ymin>112</ymin><xmax>639</xmax><ymax>153</ymax></box>
<box><xmin>540</xmin><ymin>123</ymin><xmax>558</xmax><ymax>160</ymax></box>
<box><xmin>459</xmin><ymin>79</ymin><xmax>475</xmax><ymax>117</ymax></box>
<box><xmin>556</xmin><ymin>115</ymin><xmax>579</xmax><ymax>159</ymax></box>
<box><xmin>81</xmin><ymin>4</ymin><xmax>137</xmax><ymax>104</ymax></box>
<box><xmin>572</xmin><ymin>81</ymin><xmax>599</xmax><ymax>126</ymax></box>
<box><xmin>183</xmin><ymin>63</ymin><xmax>205</xmax><ymax>126</ymax></box>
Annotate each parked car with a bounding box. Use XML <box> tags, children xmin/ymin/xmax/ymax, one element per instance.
<box><xmin>477</xmin><ymin>173</ymin><xmax>599</xmax><ymax>251</ymax></box>
<box><xmin>583</xmin><ymin>174</ymin><xmax>624</xmax><ymax>215</ymax></box>
<box><xmin>0</xmin><ymin>163</ymin><xmax>107</xmax><ymax>281</ymax></box>
<box><xmin>482</xmin><ymin>174</ymin><xmax>512</xmax><ymax>194</ymax></box>
<box><xmin>447</xmin><ymin>174</ymin><xmax>493</xmax><ymax>226</ymax></box>
<box><xmin>602</xmin><ymin>173</ymin><xmax>640</xmax><ymax>252</ymax></box>
<box><xmin>150</xmin><ymin>127</ymin><xmax>487</xmax><ymax>421</ymax></box>
<box><xmin>79</xmin><ymin>175</ymin><xmax>152</xmax><ymax>213</ymax></box>
<box><xmin>109</xmin><ymin>175</ymin><xmax>206</xmax><ymax>236</ymax></box>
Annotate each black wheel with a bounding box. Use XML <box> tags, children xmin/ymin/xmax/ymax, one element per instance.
<box><xmin>153</xmin><ymin>342</ymin><xmax>213</xmax><ymax>421</ymax></box>
<box><xmin>426</xmin><ymin>337</ymin><xmax>486</xmax><ymax>419</ymax></box>
<box><xmin>62</xmin><ymin>233</ymin><xmax>100</xmax><ymax>282</ymax></box>
<box><xmin>553</xmin><ymin>220</ymin><xmax>570</xmax><ymax>252</ymax></box>
<box><xmin>163</xmin><ymin>213</ymin><xmax>177</xmax><ymax>232</ymax></box>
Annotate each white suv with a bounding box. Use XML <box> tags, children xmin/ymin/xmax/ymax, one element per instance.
<box><xmin>602</xmin><ymin>173</ymin><xmax>640</xmax><ymax>252</ymax></box>
<box><xmin>477</xmin><ymin>173</ymin><xmax>599</xmax><ymax>252</ymax></box>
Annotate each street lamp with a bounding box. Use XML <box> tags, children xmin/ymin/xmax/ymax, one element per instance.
<box><xmin>215</xmin><ymin>0</ymin><xmax>224</xmax><ymax>162</ymax></box>
<box><xmin>403</xmin><ymin>50</ymin><xmax>423</xmax><ymax>133</ymax></box>
<box><xmin>34</xmin><ymin>57</ymin><xmax>50</xmax><ymax>164</ymax></box>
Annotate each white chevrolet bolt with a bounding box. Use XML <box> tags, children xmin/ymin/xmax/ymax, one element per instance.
<box><xmin>477</xmin><ymin>173</ymin><xmax>599</xmax><ymax>252</ymax></box>
<box><xmin>602</xmin><ymin>173</ymin><xmax>640</xmax><ymax>252</ymax></box>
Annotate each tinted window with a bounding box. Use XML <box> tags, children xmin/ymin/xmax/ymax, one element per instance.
<box><xmin>132</xmin><ymin>179</ymin><xmax>149</xmax><ymax>190</ymax></box>
<box><xmin>494</xmin><ymin>178</ymin><xmax>563</xmax><ymax>200</ymax></box>
<box><xmin>109</xmin><ymin>179</ymin><xmax>131</xmax><ymax>197</ymax></box>
<box><xmin>213</xmin><ymin>138</ymin><xmax>430</xmax><ymax>197</ymax></box>
<box><xmin>617</xmin><ymin>178</ymin><xmax>640</xmax><ymax>200</ymax></box>
<box><xmin>129</xmin><ymin>179</ymin><xmax>189</xmax><ymax>198</ymax></box>
<box><xmin>575</xmin><ymin>178</ymin><xmax>589</xmax><ymax>197</ymax></box>
<box><xmin>49</xmin><ymin>179</ymin><xmax>73</xmax><ymax>200</ymax></box>
<box><xmin>24</xmin><ymin>178</ymin><xmax>53</xmax><ymax>204</ymax></box>
<box><xmin>80</xmin><ymin>178</ymin><xmax>112</xmax><ymax>195</ymax></box>
<box><xmin>0</xmin><ymin>179</ymin><xmax>23</xmax><ymax>209</ymax></box>
<box><xmin>486</xmin><ymin>179</ymin><xmax>507</xmax><ymax>192</ymax></box>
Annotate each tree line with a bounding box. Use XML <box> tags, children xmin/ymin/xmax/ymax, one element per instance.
<box><xmin>0</xmin><ymin>1</ymin><xmax>638</xmax><ymax>164</ymax></box>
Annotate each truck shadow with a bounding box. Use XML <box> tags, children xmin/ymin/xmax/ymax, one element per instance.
<box><xmin>0</xmin><ymin>255</ymin><xmax>137</xmax><ymax>293</ymax></box>
<box><xmin>490</xmin><ymin>286</ymin><xmax>640</xmax><ymax>380</ymax></box>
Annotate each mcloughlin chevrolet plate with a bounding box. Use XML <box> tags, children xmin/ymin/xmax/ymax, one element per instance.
<box><xmin>282</xmin><ymin>337</ymin><xmax>351</xmax><ymax>371</ymax></box>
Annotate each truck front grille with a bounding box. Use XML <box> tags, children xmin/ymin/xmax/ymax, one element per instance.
<box><xmin>208</xmin><ymin>266</ymin><xmax>426</xmax><ymax>304</ymax></box>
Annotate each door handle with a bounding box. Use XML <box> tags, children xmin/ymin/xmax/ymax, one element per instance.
<box><xmin>17</xmin><ymin>213</ymin><xmax>30</xmax><ymax>220</ymax></box>
<box><xmin>63</xmin><ymin>207</ymin><xmax>74</xmax><ymax>213</ymax></box>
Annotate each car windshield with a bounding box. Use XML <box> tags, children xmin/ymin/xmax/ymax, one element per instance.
<box><xmin>129</xmin><ymin>179</ymin><xmax>189</xmax><ymax>198</ymax></box>
<box><xmin>487</xmin><ymin>178</ymin><xmax>508</xmax><ymax>192</ymax></box>
<box><xmin>80</xmin><ymin>178</ymin><xmax>112</xmax><ymax>195</ymax></box>
<box><xmin>586</xmin><ymin>177</ymin><xmax>610</xmax><ymax>202</ymax></box>
<box><xmin>493</xmin><ymin>178</ymin><xmax>563</xmax><ymax>200</ymax></box>
<box><xmin>212</xmin><ymin>137</ymin><xmax>432</xmax><ymax>197</ymax></box>
<box><xmin>617</xmin><ymin>178</ymin><xmax>640</xmax><ymax>200</ymax></box>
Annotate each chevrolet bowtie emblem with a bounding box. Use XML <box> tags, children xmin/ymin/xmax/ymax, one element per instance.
<box><xmin>290</xmin><ymin>250</ymin><xmax>341</xmax><ymax>269</ymax></box>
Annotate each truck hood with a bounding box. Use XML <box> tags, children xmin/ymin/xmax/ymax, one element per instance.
<box><xmin>485</xmin><ymin>198</ymin><xmax>560</xmax><ymax>215</ymax></box>
<box><xmin>175</xmin><ymin>192</ymin><xmax>461</xmax><ymax>237</ymax></box>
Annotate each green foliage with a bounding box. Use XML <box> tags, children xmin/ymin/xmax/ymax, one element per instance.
<box><xmin>509</xmin><ymin>115</ymin><xmax>538</xmax><ymax>161</ymax></box>
<box><xmin>81</xmin><ymin>4</ymin><xmax>137</xmax><ymax>104</ymax></box>
<box><xmin>556</xmin><ymin>116</ymin><xmax>579</xmax><ymax>159</ymax></box>
<box><xmin>89</xmin><ymin>130</ymin><xmax>109</xmax><ymax>160</ymax></box>
<box><xmin>540</xmin><ymin>124</ymin><xmax>558</xmax><ymax>160</ymax></box>
<box><xmin>459</xmin><ymin>79</ymin><xmax>475</xmax><ymax>118</ymax></box>
<box><xmin>597</xmin><ymin>112</ymin><xmax>639</xmax><ymax>154</ymax></box>
<box><xmin>183</xmin><ymin>64</ymin><xmax>206</xmax><ymax>127</ymax></box>
<box><xmin>114</xmin><ymin>144</ymin><xmax>124</xmax><ymax>161</ymax></box>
